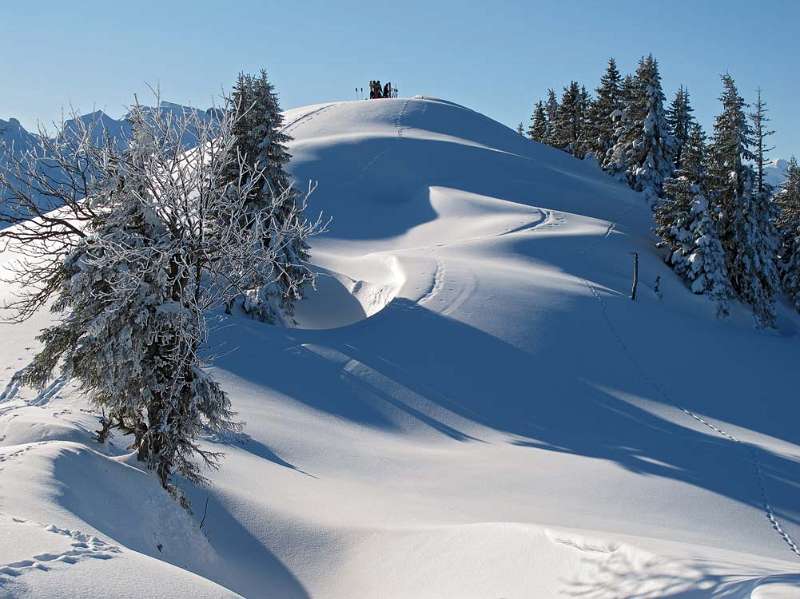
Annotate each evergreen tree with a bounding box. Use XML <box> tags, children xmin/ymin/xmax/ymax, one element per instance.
<box><xmin>586</xmin><ymin>58</ymin><xmax>623</xmax><ymax>162</ymax></box>
<box><xmin>655</xmin><ymin>124</ymin><xmax>731</xmax><ymax>315</ymax></box>
<box><xmin>748</xmin><ymin>88</ymin><xmax>775</xmax><ymax>196</ymax></box>
<box><xmin>666</xmin><ymin>86</ymin><xmax>695</xmax><ymax>171</ymax></box>
<box><xmin>680</xmin><ymin>123</ymin><xmax>707</xmax><ymax>184</ymax></box>
<box><xmin>577</xmin><ymin>85</ymin><xmax>593</xmax><ymax>159</ymax></box>
<box><xmin>516</xmin><ymin>122</ymin><xmax>525</xmax><ymax>136</ymax></box>
<box><xmin>774</xmin><ymin>157</ymin><xmax>800</xmax><ymax>311</ymax></box>
<box><xmin>607</xmin><ymin>55</ymin><xmax>674</xmax><ymax>201</ymax></box>
<box><xmin>528</xmin><ymin>100</ymin><xmax>548</xmax><ymax>142</ymax></box>
<box><xmin>604</xmin><ymin>74</ymin><xmax>637</xmax><ymax>172</ymax></box>
<box><xmin>551</xmin><ymin>81</ymin><xmax>584</xmax><ymax>156</ymax></box>
<box><xmin>225</xmin><ymin>73</ymin><xmax>256</xmax><ymax>182</ymax></box>
<box><xmin>708</xmin><ymin>74</ymin><xmax>780</xmax><ymax>327</ymax></box>
<box><xmin>544</xmin><ymin>88</ymin><xmax>559</xmax><ymax>145</ymax></box>
<box><xmin>227</xmin><ymin>70</ymin><xmax>313</xmax><ymax>325</ymax></box>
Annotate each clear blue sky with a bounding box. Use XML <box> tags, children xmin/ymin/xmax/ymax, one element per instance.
<box><xmin>2</xmin><ymin>0</ymin><xmax>798</xmax><ymax>158</ymax></box>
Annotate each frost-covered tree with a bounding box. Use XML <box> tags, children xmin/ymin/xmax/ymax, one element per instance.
<box><xmin>516</xmin><ymin>122</ymin><xmax>525</xmax><ymax>136</ymax></box>
<box><xmin>775</xmin><ymin>157</ymin><xmax>800</xmax><ymax>311</ymax></box>
<box><xmin>708</xmin><ymin>74</ymin><xmax>780</xmax><ymax>327</ymax></box>
<box><xmin>666</xmin><ymin>86</ymin><xmax>695</xmax><ymax>171</ymax></box>
<box><xmin>226</xmin><ymin>70</ymin><xmax>312</xmax><ymax>325</ymax></box>
<box><xmin>0</xmin><ymin>94</ymin><xmax>324</xmax><ymax>505</ymax></box>
<box><xmin>748</xmin><ymin>88</ymin><xmax>775</xmax><ymax>196</ymax></box>
<box><xmin>528</xmin><ymin>101</ymin><xmax>548</xmax><ymax>142</ymax></box>
<box><xmin>607</xmin><ymin>55</ymin><xmax>674</xmax><ymax>201</ymax></box>
<box><xmin>655</xmin><ymin>121</ymin><xmax>731</xmax><ymax>316</ymax></box>
<box><xmin>586</xmin><ymin>58</ymin><xmax>623</xmax><ymax>162</ymax></box>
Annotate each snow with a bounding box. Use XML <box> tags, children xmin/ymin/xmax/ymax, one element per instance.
<box><xmin>766</xmin><ymin>158</ymin><xmax>791</xmax><ymax>188</ymax></box>
<box><xmin>1</xmin><ymin>96</ymin><xmax>800</xmax><ymax>597</ymax></box>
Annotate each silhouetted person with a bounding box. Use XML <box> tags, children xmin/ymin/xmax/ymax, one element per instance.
<box><xmin>383</xmin><ymin>82</ymin><xmax>391</xmax><ymax>98</ymax></box>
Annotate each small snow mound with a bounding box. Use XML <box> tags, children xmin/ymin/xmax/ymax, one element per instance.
<box><xmin>749</xmin><ymin>576</ymin><xmax>800</xmax><ymax>599</ymax></box>
<box><xmin>293</xmin><ymin>255</ymin><xmax>404</xmax><ymax>330</ymax></box>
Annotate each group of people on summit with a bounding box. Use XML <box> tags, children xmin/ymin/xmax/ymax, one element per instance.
<box><xmin>369</xmin><ymin>80</ymin><xmax>395</xmax><ymax>99</ymax></box>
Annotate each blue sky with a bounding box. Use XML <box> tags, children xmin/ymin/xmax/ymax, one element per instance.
<box><xmin>2</xmin><ymin>0</ymin><xmax>798</xmax><ymax>158</ymax></box>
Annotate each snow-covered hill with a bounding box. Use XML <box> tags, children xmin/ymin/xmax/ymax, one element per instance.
<box><xmin>1</xmin><ymin>97</ymin><xmax>799</xmax><ymax>598</ymax></box>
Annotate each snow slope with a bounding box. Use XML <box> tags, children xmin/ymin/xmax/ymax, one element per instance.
<box><xmin>1</xmin><ymin>96</ymin><xmax>800</xmax><ymax>598</ymax></box>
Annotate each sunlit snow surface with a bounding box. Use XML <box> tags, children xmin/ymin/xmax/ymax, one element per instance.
<box><xmin>1</xmin><ymin>97</ymin><xmax>799</xmax><ymax>598</ymax></box>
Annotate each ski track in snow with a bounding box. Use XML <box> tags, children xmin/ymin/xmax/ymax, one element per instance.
<box><xmin>417</xmin><ymin>258</ymin><xmax>445</xmax><ymax>307</ymax></box>
<box><xmin>579</xmin><ymin>215</ymin><xmax>800</xmax><ymax>561</ymax></box>
<box><xmin>281</xmin><ymin>104</ymin><xmax>333</xmax><ymax>136</ymax></box>
<box><xmin>414</xmin><ymin>208</ymin><xmax>549</xmax><ymax>313</ymax></box>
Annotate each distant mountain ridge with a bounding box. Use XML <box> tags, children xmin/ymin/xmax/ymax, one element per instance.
<box><xmin>765</xmin><ymin>158</ymin><xmax>791</xmax><ymax>188</ymax></box>
<box><xmin>1</xmin><ymin>101</ymin><xmax>217</xmax><ymax>154</ymax></box>
<box><xmin>0</xmin><ymin>102</ymin><xmax>218</xmax><ymax>218</ymax></box>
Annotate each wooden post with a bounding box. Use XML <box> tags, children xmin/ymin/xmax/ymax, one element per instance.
<box><xmin>630</xmin><ymin>252</ymin><xmax>639</xmax><ymax>301</ymax></box>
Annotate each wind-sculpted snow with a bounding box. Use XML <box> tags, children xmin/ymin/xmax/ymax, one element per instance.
<box><xmin>1</xmin><ymin>97</ymin><xmax>799</xmax><ymax>597</ymax></box>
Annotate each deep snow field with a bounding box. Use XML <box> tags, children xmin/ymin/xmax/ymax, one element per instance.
<box><xmin>1</xmin><ymin>97</ymin><xmax>800</xmax><ymax>598</ymax></box>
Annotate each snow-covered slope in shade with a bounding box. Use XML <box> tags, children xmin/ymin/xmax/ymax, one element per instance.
<box><xmin>1</xmin><ymin>96</ymin><xmax>800</xmax><ymax>598</ymax></box>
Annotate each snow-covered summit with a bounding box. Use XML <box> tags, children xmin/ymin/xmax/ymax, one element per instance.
<box><xmin>1</xmin><ymin>97</ymin><xmax>799</xmax><ymax>598</ymax></box>
<box><xmin>766</xmin><ymin>158</ymin><xmax>792</xmax><ymax>187</ymax></box>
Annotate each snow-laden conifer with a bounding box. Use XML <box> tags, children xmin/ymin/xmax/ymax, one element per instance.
<box><xmin>0</xmin><ymin>93</ymin><xmax>324</xmax><ymax>506</ymax></box>
<box><xmin>655</xmin><ymin>124</ymin><xmax>731</xmax><ymax>315</ymax></box>
<box><xmin>775</xmin><ymin>157</ymin><xmax>800</xmax><ymax>311</ymax></box>
<box><xmin>227</xmin><ymin>71</ymin><xmax>313</xmax><ymax>325</ymax></box>
<box><xmin>607</xmin><ymin>55</ymin><xmax>674</xmax><ymax>201</ymax></box>
<box><xmin>708</xmin><ymin>75</ymin><xmax>780</xmax><ymax>327</ymax></box>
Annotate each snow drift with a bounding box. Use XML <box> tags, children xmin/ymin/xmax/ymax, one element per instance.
<box><xmin>1</xmin><ymin>96</ymin><xmax>799</xmax><ymax>598</ymax></box>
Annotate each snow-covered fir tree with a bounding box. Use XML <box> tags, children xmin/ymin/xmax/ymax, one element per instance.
<box><xmin>655</xmin><ymin>124</ymin><xmax>731</xmax><ymax>315</ymax></box>
<box><xmin>666</xmin><ymin>86</ymin><xmax>695</xmax><ymax>172</ymax></box>
<box><xmin>586</xmin><ymin>58</ymin><xmax>623</xmax><ymax>163</ymax></box>
<box><xmin>528</xmin><ymin>100</ymin><xmax>548</xmax><ymax>142</ymax></box>
<box><xmin>707</xmin><ymin>74</ymin><xmax>780</xmax><ymax>327</ymax></box>
<box><xmin>5</xmin><ymin>96</ymin><xmax>322</xmax><ymax>506</ymax></box>
<box><xmin>774</xmin><ymin>156</ymin><xmax>800</xmax><ymax>311</ymax></box>
<box><xmin>227</xmin><ymin>70</ymin><xmax>313</xmax><ymax>325</ymax></box>
<box><xmin>516</xmin><ymin>122</ymin><xmax>525</xmax><ymax>135</ymax></box>
<box><xmin>603</xmin><ymin>74</ymin><xmax>637</xmax><ymax>172</ymax></box>
<box><xmin>748</xmin><ymin>88</ymin><xmax>775</xmax><ymax>196</ymax></box>
<box><xmin>607</xmin><ymin>55</ymin><xmax>674</xmax><ymax>201</ymax></box>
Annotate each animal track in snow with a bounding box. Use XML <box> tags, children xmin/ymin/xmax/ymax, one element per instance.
<box><xmin>0</xmin><ymin>516</ymin><xmax>120</xmax><ymax>582</ymax></box>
